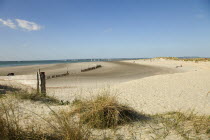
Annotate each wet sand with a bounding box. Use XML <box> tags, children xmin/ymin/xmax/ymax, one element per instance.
<box><xmin>0</xmin><ymin>61</ymin><xmax>177</xmax><ymax>88</ymax></box>
<box><xmin>46</xmin><ymin>61</ymin><xmax>177</xmax><ymax>88</ymax></box>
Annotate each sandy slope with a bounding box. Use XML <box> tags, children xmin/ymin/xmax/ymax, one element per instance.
<box><xmin>45</xmin><ymin>60</ymin><xmax>210</xmax><ymax>115</ymax></box>
<box><xmin>113</xmin><ymin>59</ymin><xmax>210</xmax><ymax>115</ymax></box>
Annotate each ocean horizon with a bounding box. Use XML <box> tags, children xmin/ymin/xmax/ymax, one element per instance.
<box><xmin>0</xmin><ymin>58</ymin><xmax>143</xmax><ymax>67</ymax></box>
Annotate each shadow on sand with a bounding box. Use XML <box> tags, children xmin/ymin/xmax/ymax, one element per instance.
<box><xmin>0</xmin><ymin>85</ymin><xmax>20</xmax><ymax>94</ymax></box>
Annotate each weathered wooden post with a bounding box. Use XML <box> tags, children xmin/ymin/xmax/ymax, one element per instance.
<box><xmin>67</xmin><ymin>67</ymin><xmax>69</xmax><ymax>74</ymax></box>
<box><xmin>37</xmin><ymin>72</ymin><xmax>40</xmax><ymax>94</ymax></box>
<box><xmin>40</xmin><ymin>72</ymin><xmax>46</xmax><ymax>96</ymax></box>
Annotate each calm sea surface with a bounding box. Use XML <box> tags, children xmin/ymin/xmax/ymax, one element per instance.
<box><xmin>0</xmin><ymin>58</ymin><xmax>142</xmax><ymax>67</ymax></box>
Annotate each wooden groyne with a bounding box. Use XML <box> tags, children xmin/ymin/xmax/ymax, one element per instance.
<box><xmin>81</xmin><ymin>65</ymin><xmax>102</xmax><ymax>72</ymax></box>
<box><xmin>46</xmin><ymin>72</ymin><xmax>69</xmax><ymax>80</ymax></box>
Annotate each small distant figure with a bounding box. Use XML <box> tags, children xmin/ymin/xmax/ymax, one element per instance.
<box><xmin>7</xmin><ymin>73</ymin><xmax>15</xmax><ymax>76</ymax></box>
<box><xmin>133</xmin><ymin>61</ymin><xmax>135</xmax><ymax>63</ymax></box>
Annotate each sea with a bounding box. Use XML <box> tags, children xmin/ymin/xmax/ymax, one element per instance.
<box><xmin>0</xmin><ymin>58</ymin><xmax>142</xmax><ymax>67</ymax></box>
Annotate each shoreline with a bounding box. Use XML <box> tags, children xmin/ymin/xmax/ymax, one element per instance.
<box><xmin>0</xmin><ymin>58</ymin><xmax>141</xmax><ymax>68</ymax></box>
<box><xmin>0</xmin><ymin>61</ymin><xmax>178</xmax><ymax>86</ymax></box>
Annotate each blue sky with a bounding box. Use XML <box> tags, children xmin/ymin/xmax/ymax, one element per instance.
<box><xmin>0</xmin><ymin>0</ymin><xmax>209</xmax><ymax>60</ymax></box>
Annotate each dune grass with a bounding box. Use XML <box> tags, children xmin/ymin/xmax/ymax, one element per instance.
<box><xmin>0</xmin><ymin>87</ymin><xmax>209</xmax><ymax>139</ymax></box>
<box><xmin>49</xmin><ymin>108</ymin><xmax>91</xmax><ymax>140</ymax></box>
<box><xmin>14</xmin><ymin>91</ymin><xmax>60</xmax><ymax>105</ymax></box>
<box><xmin>0</xmin><ymin>84</ymin><xmax>60</xmax><ymax>104</ymax></box>
<box><xmin>0</xmin><ymin>99</ymin><xmax>57</xmax><ymax>140</ymax></box>
<box><xmin>155</xmin><ymin>57</ymin><xmax>210</xmax><ymax>62</ymax></box>
<box><xmin>0</xmin><ymin>85</ymin><xmax>21</xmax><ymax>98</ymax></box>
<box><xmin>0</xmin><ymin>96</ymin><xmax>90</xmax><ymax>140</ymax></box>
<box><xmin>70</xmin><ymin>94</ymin><xmax>150</xmax><ymax>129</ymax></box>
<box><xmin>153</xmin><ymin>111</ymin><xmax>210</xmax><ymax>139</ymax></box>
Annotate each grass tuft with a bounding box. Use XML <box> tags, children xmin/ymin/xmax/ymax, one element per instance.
<box><xmin>0</xmin><ymin>99</ymin><xmax>58</xmax><ymax>140</ymax></box>
<box><xmin>0</xmin><ymin>96</ymin><xmax>90</xmax><ymax>140</ymax></box>
<box><xmin>14</xmin><ymin>91</ymin><xmax>60</xmax><ymax>105</ymax></box>
<box><xmin>71</xmin><ymin>94</ymin><xmax>149</xmax><ymax>129</ymax></box>
<box><xmin>0</xmin><ymin>85</ymin><xmax>21</xmax><ymax>97</ymax></box>
<box><xmin>155</xmin><ymin>111</ymin><xmax>210</xmax><ymax>139</ymax></box>
<box><xmin>50</xmin><ymin>108</ymin><xmax>90</xmax><ymax>140</ymax></box>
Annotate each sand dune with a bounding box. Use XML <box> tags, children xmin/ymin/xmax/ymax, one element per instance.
<box><xmin>113</xmin><ymin>59</ymin><xmax>210</xmax><ymax>115</ymax></box>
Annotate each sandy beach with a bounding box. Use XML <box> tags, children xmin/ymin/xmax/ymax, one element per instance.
<box><xmin>1</xmin><ymin>1</ymin><xmax>210</xmax><ymax>139</ymax></box>
<box><xmin>0</xmin><ymin>59</ymin><xmax>209</xmax><ymax>115</ymax></box>
<box><xmin>1</xmin><ymin>58</ymin><xmax>210</xmax><ymax>139</ymax></box>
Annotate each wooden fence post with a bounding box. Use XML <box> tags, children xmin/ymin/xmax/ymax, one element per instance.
<box><xmin>37</xmin><ymin>72</ymin><xmax>40</xmax><ymax>94</ymax></box>
<box><xmin>40</xmin><ymin>72</ymin><xmax>46</xmax><ymax>95</ymax></box>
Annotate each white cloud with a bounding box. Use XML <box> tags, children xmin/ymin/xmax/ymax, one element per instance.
<box><xmin>16</xmin><ymin>19</ymin><xmax>42</xmax><ymax>31</ymax></box>
<box><xmin>0</xmin><ymin>18</ymin><xmax>42</xmax><ymax>31</ymax></box>
<box><xmin>0</xmin><ymin>19</ymin><xmax>16</xmax><ymax>29</ymax></box>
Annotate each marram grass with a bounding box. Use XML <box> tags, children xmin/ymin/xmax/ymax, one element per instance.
<box><xmin>70</xmin><ymin>94</ymin><xmax>149</xmax><ymax>129</ymax></box>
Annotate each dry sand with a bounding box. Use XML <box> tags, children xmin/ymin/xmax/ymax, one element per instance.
<box><xmin>45</xmin><ymin>60</ymin><xmax>210</xmax><ymax>116</ymax></box>
<box><xmin>114</xmin><ymin>59</ymin><xmax>210</xmax><ymax>115</ymax></box>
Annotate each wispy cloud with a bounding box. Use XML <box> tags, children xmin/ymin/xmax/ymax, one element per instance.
<box><xmin>16</xmin><ymin>19</ymin><xmax>42</xmax><ymax>31</ymax></box>
<box><xmin>0</xmin><ymin>18</ymin><xmax>42</xmax><ymax>31</ymax></box>
<box><xmin>0</xmin><ymin>19</ymin><xmax>16</xmax><ymax>29</ymax></box>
